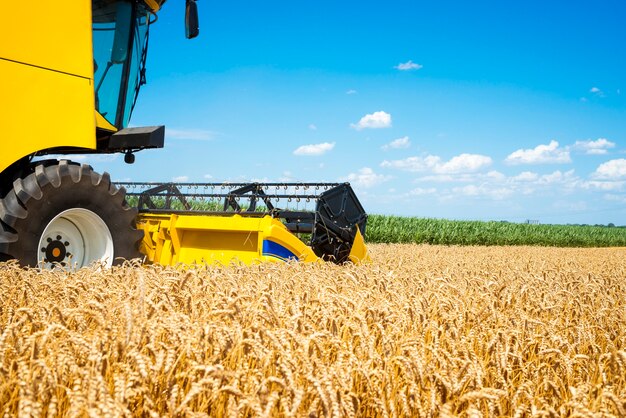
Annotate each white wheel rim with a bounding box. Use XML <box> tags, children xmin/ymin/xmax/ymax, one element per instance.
<box><xmin>38</xmin><ymin>208</ymin><xmax>114</xmax><ymax>269</ymax></box>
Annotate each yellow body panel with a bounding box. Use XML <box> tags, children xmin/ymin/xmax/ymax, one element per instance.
<box><xmin>0</xmin><ymin>1</ymin><xmax>93</xmax><ymax>78</ymax></box>
<box><xmin>137</xmin><ymin>214</ymin><xmax>321</xmax><ymax>265</ymax></box>
<box><xmin>348</xmin><ymin>227</ymin><xmax>371</xmax><ymax>263</ymax></box>
<box><xmin>96</xmin><ymin>111</ymin><xmax>118</xmax><ymax>132</ymax></box>
<box><xmin>0</xmin><ymin>0</ymin><xmax>96</xmax><ymax>174</ymax></box>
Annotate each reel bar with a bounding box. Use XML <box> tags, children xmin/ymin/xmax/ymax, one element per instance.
<box><xmin>118</xmin><ymin>182</ymin><xmax>342</xmax><ymax>191</ymax></box>
<box><xmin>116</xmin><ymin>182</ymin><xmax>348</xmax><ymax>213</ymax></box>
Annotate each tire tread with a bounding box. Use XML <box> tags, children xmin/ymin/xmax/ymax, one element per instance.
<box><xmin>0</xmin><ymin>160</ymin><xmax>143</xmax><ymax>266</ymax></box>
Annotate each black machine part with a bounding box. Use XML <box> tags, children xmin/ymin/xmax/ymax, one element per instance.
<box><xmin>106</xmin><ymin>125</ymin><xmax>165</xmax><ymax>151</ymax></box>
<box><xmin>311</xmin><ymin>184</ymin><xmax>367</xmax><ymax>262</ymax></box>
<box><xmin>117</xmin><ymin>182</ymin><xmax>368</xmax><ymax>264</ymax></box>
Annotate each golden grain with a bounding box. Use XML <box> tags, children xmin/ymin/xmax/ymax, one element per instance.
<box><xmin>1</xmin><ymin>245</ymin><xmax>625</xmax><ymax>416</ymax></box>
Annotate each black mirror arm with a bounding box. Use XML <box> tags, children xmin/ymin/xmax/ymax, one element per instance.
<box><xmin>185</xmin><ymin>0</ymin><xmax>199</xmax><ymax>39</ymax></box>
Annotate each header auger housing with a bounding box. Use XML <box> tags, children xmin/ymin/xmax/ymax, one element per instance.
<box><xmin>117</xmin><ymin>182</ymin><xmax>369</xmax><ymax>265</ymax></box>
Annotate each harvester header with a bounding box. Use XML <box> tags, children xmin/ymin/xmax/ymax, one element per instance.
<box><xmin>117</xmin><ymin>181</ymin><xmax>369</xmax><ymax>265</ymax></box>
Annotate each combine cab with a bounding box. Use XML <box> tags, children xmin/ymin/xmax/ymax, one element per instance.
<box><xmin>118</xmin><ymin>182</ymin><xmax>369</xmax><ymax>265</ymax></box>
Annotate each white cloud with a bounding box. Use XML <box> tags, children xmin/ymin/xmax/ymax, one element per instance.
<box><xmin>414</xmin><ymin>169</ymin><xmax>584</xmax><ymax>201</ymax></box>
<box><xmin>436</xmin><ymin>153</ymin><xmax>492</xmax><ymax>174</ymax></box>
<box><xmin>293</xmin><ymin>142</ymin><xmax>335</xmax><ymax>156</ymax></box>
<box><xmin>381</xmin><ymin>155</ymin><xmax>441</xmax><ymax>172</ymax></box>
<box><xmin>424</xmin><ymin>169</ymin><xmax>576</xmax><ymax>185</ymax></box>
<box><xmin>451</xmin><ymin>184</ymin><xmax>513</xmax><ymax>200</ymax></box>
<box><xmin>536</xmin><ymin>169</ymin><xmax>577</xmax><ymax>185</ymax></box>
<box><xmin>167</xmin><ymin>128</ymin><xmax>216</xmax><ymax>141</ymax></box>
<box><xmin>415</xmin><ymin>170</ymin><xmax>522</xmax><ymax>185</ymax></box>
<box><xmin>414</xmin><ymin>171</ymin><xmax>499</xmax><ymax>183</ymax></box>
<box><xmin>382</xmin><ymin>136</ymin><xmax>411</xmax><ymax>151</ymax></box>
<box><xmin>173</xmin><ymin>175</ymin><xmax>189</xmax><ymax>182</ymax></box>
<box><xmin>590</xmin><ymin>86</ymin><xmax>604</xmax><ymax>97</ymax></box>
<box><xmin>572</xmin><ymin>138</ymin><xmax>615</xmax><ymax>155</ymax></box>
<box><xmin>387</xmin><ymin>155</ymin><xmax>626</xmax><ymax>207</ymax></box>
<box><xmin>279</xmin><ymin>171</ymin><xmax>295</xmax><ymax>182</ymax></box>
<box><xmin>583</xmin><ymin>181</ymin><xmax>625</xmax><ymax>192</ymax></box>
<box><xmin>381</xmin><ymin>153</ymin><xmax>492</xmax><ymax>174</ymax></box>
<box><xmin>511</xmin><ymin>170</ymin><xmax>579</xmax><ymax>195</ymax></box>
<box><xmin>413</xmin><ymin>174</ymin><xmax>459</xmax><ymax>183</ymax></box>
<box><xmin>409</xmin><ymin>187</ymin><xmax>437</xmax><ymax>196</ymax></box>
<box><xmin>203</xmin><ymin>174</ymin><xmax>213</xmax><ymax>179</ymax></box>
<box><xmin>486</xmin><ymin>170</ymin><xmax>507</xmax><ymax>181</ymax></box>
<box><xmin>342</xmin><ymin>167</ymin><xmax>391</xmax><ymax>188</ymax></box>
<box><xmin>505</xmin><ymin>140</ymin><xmax>571</xmax><ymax>165</ymax></box>
<box><xmin>512</xmin><ymin>171</ymin><xmax>539</xmax><ymax>182</ymax></box>
<box><xmin>346</xmin><ymin>89</ymin><xmax>358</xmax><ymax>95</ymax></box>
<box><xmin>308</xmin><ymin>124</ymin><xmax>317</xmax><ymax>131</ymax></box>
<box><xmin>350</xmin><ymin>111</ymin><xmax>392</xmax><ymax>130</ymax></box>
<box><xmin>395</xmin><ymin>60</ymin><xmax>423</xmax><ymax>71</ymax></box>
<box><xmin>592</xmin><ymin>159</ymin><xmax>626</xmax><ymax>180</ymax></box>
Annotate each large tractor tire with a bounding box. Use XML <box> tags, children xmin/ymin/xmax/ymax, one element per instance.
<box><xmin>0</xmin><ymin>160</ymin><xmax>143</xmax><ymax>268</ymax></box>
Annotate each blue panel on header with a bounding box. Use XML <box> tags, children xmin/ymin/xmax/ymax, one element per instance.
<box><xmin>262</xmin><ymin>240</ymin><xmax>299</xmax><ymax>261</ymax></box>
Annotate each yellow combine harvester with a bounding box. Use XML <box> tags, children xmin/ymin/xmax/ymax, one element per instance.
<box><xmin>0</xmin><ymin>1</ymin><xmax>368</xmax><ymax>268</ymax></box>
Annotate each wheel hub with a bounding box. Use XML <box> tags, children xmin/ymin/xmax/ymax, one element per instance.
<box><xmin>41</xmin><ymin>235</ymin><xmax>71</xmax><ymax>265</ymax></box>
<box><xmin>37</xmin><ymin>208</ymin><xmax>114</xmax><ymax>269</ymax></box>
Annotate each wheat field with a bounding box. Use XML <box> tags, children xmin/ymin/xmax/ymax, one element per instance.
<box><xmin>1</xmin><ymin>244</ymin><xmax>625</xmax><ymax>417</ymax></box>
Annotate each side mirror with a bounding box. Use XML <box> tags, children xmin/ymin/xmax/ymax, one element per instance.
<box><xmin>111</xmin><ymin>2</ymin><xmax>132</xmax><ymax>63</ymax></box>
<box><xmin>185</xmin><ymin>0</ymin><xmax>199</xmax><ymax>39</ymax></box>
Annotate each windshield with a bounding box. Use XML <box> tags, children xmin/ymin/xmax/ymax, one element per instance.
<box><xmin>92</xmin><ymin>1</ymin><xmax>150</xmax><ymax>128</ymax></box>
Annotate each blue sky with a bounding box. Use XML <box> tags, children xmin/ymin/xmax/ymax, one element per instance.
<box><xmin>90</xmin><ymin>0</ymin><xmax>626</xmax><ymax>224</ymax></box>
